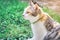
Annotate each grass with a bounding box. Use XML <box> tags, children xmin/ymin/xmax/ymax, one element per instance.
<box><xmin>0</xmin><ymin>0</ymin><xmax>32</xmax><ymax>40</ymax></box>
<box><xmin>0</xmin><ymin>0</ymin><xmax>60</xmax><ymax>40</ymax></box>
<box><xmin>43</xmin><ymin>7</ymin><xmax>60</xmax><ymax>23</ymax></box>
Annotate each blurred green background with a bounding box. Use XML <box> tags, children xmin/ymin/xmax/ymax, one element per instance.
<box><xmin>0</xmin><ymin>0</ymin><xmax>60</xmax><ymax>40</ymax></box>
<box><xmin>0</xmin><ymin>0</ymin><xmax>32</xmax><ymax>40</ymax></box>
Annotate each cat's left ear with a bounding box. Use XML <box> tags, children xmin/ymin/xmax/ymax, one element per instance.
<box><xmin>30</xmin><ymin>1</ymin><xmax>39</xmax><ymax>10</ymax></box>
<box><xmin>30</xmin><ymin>1</ymin><xmax>35</xmax><ymax>8</ymax></box>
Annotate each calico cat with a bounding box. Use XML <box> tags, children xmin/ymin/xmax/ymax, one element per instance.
<box><xmin>44</xmin><ymin>25</ymin><xmax>60</xmax><ymax>40</ymax></box>
<box><xmin>23</xmin><ymin>1</ymin><xmax>60</xmax><ymax>40</ymax></box>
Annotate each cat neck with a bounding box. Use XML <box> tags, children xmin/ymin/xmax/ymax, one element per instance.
<box><xmin>31</xmin><ymin>21</ymin><xmax>47</xmax><ymax>40</ymax></box>
<box><xmin>32</xmin><ymin>13</ymin><xmax>46</xmax><ymax>24</ymax></box>
<box><xmin>31</xmin><ymin>12</ymin><xmax>56</xmax><ymax>31</ymax></box>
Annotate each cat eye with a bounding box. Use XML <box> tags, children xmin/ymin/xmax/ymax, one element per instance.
<box><xmin>27</xmin><ymin>12</ymin><xmax>30</xmax><ymax>14</ymax></box>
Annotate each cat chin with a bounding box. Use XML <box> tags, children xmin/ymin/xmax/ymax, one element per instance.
<box><xmin>27</xmin><ymin>38</ymin><xmax>34</xmax><ymax>40</ymax></box>
<box><xmin>23</xmin><ymin>17</ymin><xmax>28</xmax><ymax>20</ymax></box>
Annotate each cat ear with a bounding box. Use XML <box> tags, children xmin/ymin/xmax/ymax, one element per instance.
<box><xmin>34</xmin><ymin>3</ymin><xmax>39</xmax><ymax>10</ymax></box>
<box><xmin>30</xmin><ymin>1</ymin><xmax>39</xmax><ymax>10</ymax></box>
<box><xmin>30</xmin><ymin>0</ymin><xmax>35</xmax><ymax>8</ymax></box>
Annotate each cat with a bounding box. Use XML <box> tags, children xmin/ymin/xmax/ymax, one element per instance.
<box><xmin>23</xmin><ymin>1</ymin><xmax>60</xmax><ymax>40</ymax></box>
<box><xmin>44</xmin><ymin>24</ymin><xmax>60</xmax><ymax>40</ymax></box>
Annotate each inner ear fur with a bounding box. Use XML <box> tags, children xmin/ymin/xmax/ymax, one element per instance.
<box><xmin>33</xmin><ymin>2</ymin><xmax>40</xmax><ymax>11</ymax></box>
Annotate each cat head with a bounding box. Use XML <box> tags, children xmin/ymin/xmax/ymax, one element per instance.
<box><xmin>23</xmin><ymin>1</ymin><xmax>43</xmax><ymax>23</ymax></box>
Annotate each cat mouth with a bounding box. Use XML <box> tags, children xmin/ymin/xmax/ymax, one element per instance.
<box><xmin>23</xmin><ymin>16</ymin><xmax>27</xmax><ymax>20</ymax></box>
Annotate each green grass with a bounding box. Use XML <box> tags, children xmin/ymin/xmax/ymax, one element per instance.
<box><xmin>0</xmin><ymin>0</ymin><xmax>32</xmax><ymax>40</ymax></box>
<box><xmin>43</xmin><ymin>7</ymin><xmax>60</xmax><ymax>23</ymax></box>
<box><xmin>0</xmin><ymin>0</ymin><xmax>60</xmax><ymax>40</ymax></box>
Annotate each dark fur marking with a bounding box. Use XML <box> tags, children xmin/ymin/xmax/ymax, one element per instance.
<box><xmin>31</xmin><ymin>12</ymin><xmax>38</xmax><ymax>16</ymax></box>
<box><xmin>44</xmin><ymin>24</ymin><xmax>60</xmax><ymax>40</ymax></box>
<box><xmin>44</xmin><ymin>16</ymin><xmax>54</xmax><ymax>31</ymax></box>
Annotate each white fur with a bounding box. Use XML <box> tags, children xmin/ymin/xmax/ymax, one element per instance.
<box><xmin>28</xmin><ymin>21</ymin><xmax>47</xmax><ymax>40</ymax></box>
